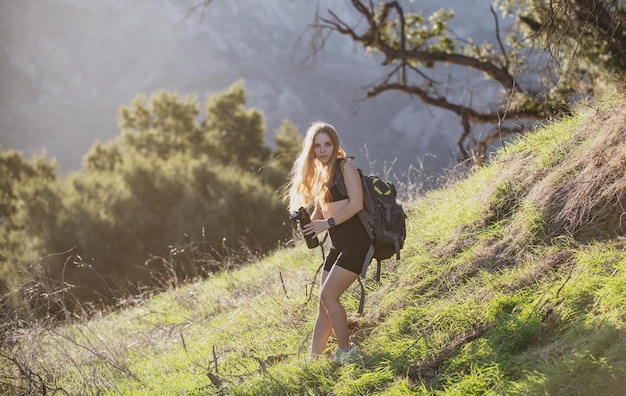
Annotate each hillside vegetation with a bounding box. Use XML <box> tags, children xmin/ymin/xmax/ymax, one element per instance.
<box><xmin>2</xmin><ymin>96</ymin><xmax>625</xmax><ymax>395</ymax></box>
<box><xmin>0</xmin><ymin>82</ymin><xmax>301</xmax><ymax>317</ymax></box>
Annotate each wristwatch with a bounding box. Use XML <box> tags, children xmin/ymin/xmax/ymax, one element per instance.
<box><xmin>327</xmin><ymin>217</ymin><xmax>336</xmax><ymax>228</ymax></box>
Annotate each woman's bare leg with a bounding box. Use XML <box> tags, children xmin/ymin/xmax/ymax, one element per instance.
<box><xmin>319</xmin><ymin>265</ymin><xmax>358</xmax><ymax>351</ymax></box>
<box><xmin>310</xmin><ymin>271</ymin><xmax>332</xmax><ymax>358</ymax></box>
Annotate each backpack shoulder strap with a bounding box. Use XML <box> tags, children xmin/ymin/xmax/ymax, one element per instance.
<box><xmin>329</xmin><ymin>156</ymin><xmax>353</xmax><ymax>195</ymax></box>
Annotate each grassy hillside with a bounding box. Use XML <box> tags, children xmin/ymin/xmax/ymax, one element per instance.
<box><xmin>2</xmin><ymin>96</ymin><xmax>626</xmax><ymax>395</ymax></box>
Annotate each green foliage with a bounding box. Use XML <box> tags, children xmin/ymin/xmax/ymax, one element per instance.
<box><xmin>1</xmin><ymin>81</ymin><xmax>304</xmax><ymax>317</ymax></box>
<box><xmin>83</xmin><ymin>140</ymin><xmax>123</xmax><ymax>173</ymax></box>
<box><xmin>119</xmin><ymin>90</ymin><xmax>203</xmax><ymax>161</ymax></box>
<box><xmin>203</xmin><ymin>80</ymin><xmax>270</xmax><ymax>171</ymax></box>
<box><xmin>500</xmin><ymin>0</ymin><xmax>626</xmax><ymax>84</ymax></box>
<box><xmin>39</xmin><ymin>153</ymin><xmax>288</xmax><ymax>309</ymax></box>
<box><xmin>0</xmin><ymin>149</ymin><xmax>58</xmax><ymax>229</ymax></box>
<box><xmin>0</xmin><ymin>150</ymin><xmax>61</xmax><ymax>319</ymax></box>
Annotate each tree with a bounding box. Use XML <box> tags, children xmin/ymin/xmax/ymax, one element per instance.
<box><xmin>0</xmin><ymin>150</ymin><xmax>58</xmax><ymax>229</ymax></box>
<box><xmin>0</xmin><ymin>150</ymin><xmax>59</xmax><ymax>265</ymax></box>
<box><xmin>308</xmin><ymin>0</ymin><xmax>625</xmax><ymax>164</ymax></box>
<box><xmin>118</xmin><ymin>90</ymin><xmax>204</xmax><ymax>161</ymax></box>
<box><xmin>48</xmin><ymin>152</ymin><xmax>290</xmax><ymax>308</ymax></box>
<box><xmin>83</xmin><ymin>141</ymin><xmax>123</xmax><ymax>173</ymax></box>
<box><xmin>202</xmin><ymin>80</ymin><xmax>270</xmax><ymax>171</ymax></box>
<box><xmin>1</xmin><ymin>81</ymin><xmax>304</xmax><ymax>317</ymax></box>
<box><xmin>95</xmin><ymin>80</ymin><xmax>274</xmax><ymax>172</ymax></box>
<box><xmin>508</xmin><ymin>0</ymin><xmax>626</xmax><ymax>77</ymax></box>
<box><xmin>0</xmin><ymin>150</ymin><xmax>61</xmax><ymax>321</ymax></box>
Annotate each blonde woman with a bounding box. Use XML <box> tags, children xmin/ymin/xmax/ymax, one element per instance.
<box><xmin>286</xmin><ymin>121</ymin><xmax>369</xmax><ymax>364</ymax></box>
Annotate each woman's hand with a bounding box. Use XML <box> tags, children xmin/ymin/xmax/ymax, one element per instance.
<box><xmin>302</xmin><ymin>219</ymin><xmax>330</xmax><ymax>237</ymax></box>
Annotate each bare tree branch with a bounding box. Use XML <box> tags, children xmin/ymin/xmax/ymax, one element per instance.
<box><xmin>310</xmin><ymin>0</ymin><xmax>543</xmax><ymax>165</ymax></box>
<box><xmin>491</xmin><ymin>5</ymin><xmax>510</xmax><ymax>71</ymax></box>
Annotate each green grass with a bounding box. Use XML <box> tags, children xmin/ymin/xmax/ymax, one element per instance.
<box><xmin>2</xmin><ymin>98</ymin><xmax>626</xmax><ymax>395</ymax></box>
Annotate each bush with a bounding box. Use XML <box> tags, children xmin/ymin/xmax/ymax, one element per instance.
<box><xmin>23</xmin><ymin>151</ymin><xmax>291</xmax><ymax>311</ymax></box>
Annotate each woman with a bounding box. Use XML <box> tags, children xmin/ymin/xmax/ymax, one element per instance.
<box><xmin>286</xmin><ymin>121</ymin><xmax>370</xmax><ymax>364</ymax></box>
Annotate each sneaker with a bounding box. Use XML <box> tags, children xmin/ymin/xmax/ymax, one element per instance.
<box><xmin>333</xmin><ymin>342</ymin><xmax>360</xmax><ymax>365</ymax></box>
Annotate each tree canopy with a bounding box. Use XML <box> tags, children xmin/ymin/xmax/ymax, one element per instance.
<box><xmin>1</xmin><ymin>81</ymin><xmax>302</xmax><ymax>318</ymax></box>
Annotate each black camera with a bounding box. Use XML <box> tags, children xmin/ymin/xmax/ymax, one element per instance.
<box><xmin>290</xmin><ymin>207</ymin><xmax>319</xmax><ymax>249</ymax></box>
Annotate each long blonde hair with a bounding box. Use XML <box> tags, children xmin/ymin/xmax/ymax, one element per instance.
<box><xmin>286</xmin><ymin>121</ymin><xmax>346</xmax><ymax>212</ymax></box>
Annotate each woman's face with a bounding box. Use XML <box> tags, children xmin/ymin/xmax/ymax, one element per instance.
<box><xmin>312</xmin><ymin>132</ymin><xmax>334</xmax><ymax>164</ymax></box>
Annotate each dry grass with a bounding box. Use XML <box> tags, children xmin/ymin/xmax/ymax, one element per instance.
<box><xmin>547</xmin><ymin>104</ymin><xmax>626</xmax><ymax>240</ymax></box>
<box><xmin>462</xmin><ymin>101</ymin><xmax>625</xmax><ymax>268</ymax></box>
<box><xmin>494</xmin><ymin>102</ymin><xmax>626</xmax><ymax>242</ymax></box>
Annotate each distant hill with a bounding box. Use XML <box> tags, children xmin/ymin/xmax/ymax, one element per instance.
<box><xmin>0</xmin><ymin>0</ymin><xmax>499</xmax><ymax>175</ymax></box>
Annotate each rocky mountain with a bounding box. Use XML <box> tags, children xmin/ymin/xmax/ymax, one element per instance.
<box><xmin>0</xmin><ymin>0</ymin><xmax>499</xmax><ymax>176</ymax></box>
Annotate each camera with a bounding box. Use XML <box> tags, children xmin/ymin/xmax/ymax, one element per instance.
<box><xmin>290</xmin><ymin>207</ymin><xmax>319</xmax><ymax>249</ymax></box>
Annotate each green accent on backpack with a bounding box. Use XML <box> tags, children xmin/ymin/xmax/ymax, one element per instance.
<box><xmin>372</xmin><ymin>178</ymin><xmax>392</xmax><ymax>196</ymax></box>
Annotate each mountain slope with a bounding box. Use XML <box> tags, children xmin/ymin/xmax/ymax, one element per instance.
<box><xmin>2</xmin><ymin>95</ymin><xmax>625</xmax><ymax>395</ymax></box>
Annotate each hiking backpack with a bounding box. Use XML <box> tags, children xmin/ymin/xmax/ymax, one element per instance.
<box><xmin>330</xmin><ymin>157</ymin><xmax>407</xmax><ymax>313</ymax></box>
